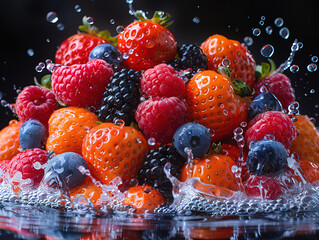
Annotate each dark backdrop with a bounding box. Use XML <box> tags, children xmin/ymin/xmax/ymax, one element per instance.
<box><xmin>0</xmin><ymin>0</ymin><xmax>318</xmax><ymax>129</ymax></box>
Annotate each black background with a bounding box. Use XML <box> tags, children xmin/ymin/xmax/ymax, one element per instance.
<box><xmin>0</xmin><ymin>0</ymin><xmax>318</xmax><ymax>130</ymax></box>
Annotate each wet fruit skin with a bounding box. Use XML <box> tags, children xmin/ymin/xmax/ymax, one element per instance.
<box><xmin>19</xmin><ymin>120</ymin><xmax>48</xmax><ymax>151</ymax></box>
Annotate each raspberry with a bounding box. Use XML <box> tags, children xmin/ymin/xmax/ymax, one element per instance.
<box><xmin>141</xmin><ymin>64</ymin><xmax>185</xmax><ymax>99</ymax></box>
<box><xmin>0</xmin><ymin>160</ymin><xmax>10</xmax><ymax>183</ymax></box>
<box><xmin>51</xmin><ymin>59</ymin><xmax>114</xmax><ymax>108</ymax></box>
<box><xmin>8</xmin><ymin>148</ymin><xmax>47</xmax><ymax>187</ymax></box>
<box><xmin>253</xmin><ymin>73</ymin><xmax>295</xmax><ymax>110</ymax></box>
<box><xmin>15</xmin><ymin>86</ymin><xmax>58</xmax><ymax>128</ymax></box>
<box><xmin>135</xmin><ymin>97</ymin><xmax>188</xmax><ymax>145</ymax></box>
<box><xmin>245</xmin><ymin>111</ymin><xmax>298</xmax><ymax>150</ymax></box>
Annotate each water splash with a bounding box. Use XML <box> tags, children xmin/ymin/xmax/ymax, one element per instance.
<box><xmin>274</xmin><ymin>39</ymin><xmax>299</xmax><ymax>73</ymax></box>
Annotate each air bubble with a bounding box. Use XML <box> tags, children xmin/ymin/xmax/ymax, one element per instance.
<box><xmin>192</xmin><ymin>17</ymin><xmax>200</xmax><ymax>24</ymax></box>
<box><xmin>260</xmin><ymin>44</ymin><xmax>274</xmax><ymax>58</ymax></box>
<box><xmin>307</xmin><ymin>63</ymin><xmax>317</xmax><ymax>72</ymax></box>
<box><xmin>311</xmin><ymin>56</ymin><xmax>318</xmax><ymax>63</ymax></box>
<box><xmin>265</xmin><ymin>26</ymin><xmax>273</xmax><ymax>35</ymax></box>
<box><xmin>274</xmin><ymin>17</ymin><xmax>284</xmax><ymax>27</ymax></box>
<box><xmin>46</xmin><ymin>12</ymin><xmax>58</xmax><ymax>23</ymax></box>
<box><xmin>290</xmin><ymin>65</ymin><xmax>299</xmax><ymax>73</ymax></box>
<box><xmin>74</xmin><ymin>5</ymin><xmax>81</xmax><ymax>12</ymax></box>
<box><xmin>252</xmin><ymin>28</ymin><xmax>261</xmax><ymax>36</ymax></box>
<box><xmin>243</xmin><ymin>36</ymin><xmax>253</xmax><ymax>46</ymax></box>
<box><xmin>116</xmin><ymin>26</ymin><xmax>125</xmax><ymax>33</ymax></box>
<box><xmin>27</xmin><ymin>49</ymin><xmax>34</xmax><ymax>56</ymax></box>
<box><xmin>279</xmin><ymin>27</ymin><xmax>290</xmax><ymax>39</ymax></box>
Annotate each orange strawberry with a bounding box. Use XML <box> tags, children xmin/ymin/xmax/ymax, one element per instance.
<box><xmin>186</xmin><ymin>70</ymin><xmax>250</xmax><ymax>142</ymax></box>
<box><xmin>123</xmin><ymin>185</ymin><xmax>166</xmax><ymax>214</ymax></box>
<box><xmin>0</xmin><ymin>120</ymin><xmax>23</xmax><ymax>161</ymax></box>
<box><xmin>296</xmin><ymin>160</ymin><xmax>319</xmax><ymax>185</ymax></box>
<box><xmin>180</xmin><ymin>154</ymin><xmax>239</xmax><ymax>195</ymax></box>
<box><xmin>82</xmin><ymin>123</ymin><xmax>149</xmax><ymax>184</ymax></box>
<box><xmin>188</xmin><ymin>227</ymin><xmax>235</xmax><ymax>240</ymax></box>
<box><xmin>290</xmin><ymin>115</ymin><xmax>319</xmax><ymax>164</ymax></box>
<box><xmin>46</xmin><ymin>107</ymin><xmax>99</xmax><ymax>155</ymax></box>
<box><xmin>201</xmin><ymin>34</ymin><xmax>256</xmax><ymax>89</ymax></box>
<box><xmin>70</xmin><ymin>177</ymin><xmax>103</xmax><ymax>207</ymax></box>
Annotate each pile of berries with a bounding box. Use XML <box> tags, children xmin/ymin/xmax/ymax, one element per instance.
<box><xmin>0</xmin><ymin>11</ymin><xmax>318</xmax><ymax>214</ymax></box>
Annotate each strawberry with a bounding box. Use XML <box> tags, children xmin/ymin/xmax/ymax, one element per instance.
<box><xmin>15</xmin><ymin>86</ymin><xmax>58</xmax><ymax>129</ymax></box>
<box><xmin>245</xmin><ymin>111</ymin><xmax>298</xmax><ymax>150</ymax></box>
<box><xmin>0</xmin><ymin>120</ymin><xmax>23</xmax><ymax>161</ymax></box>
<box><xmin>186</xmin><ymin>70</ymin><xmax>250</xmax><ymax>142</ymax></box>
<box><xmin>55</xmin><ymin>16</ymin><xmax>116</xmax><ymax>66</ymax></box>
<box><xmin>290</xmin><ymin>115</ymin><xmax>319</xmax><ymax>164</ymax></box>
<box><xmin>299</xmin><ymin>160</ymin><xmax>319</xmax><ymax>185</ymax></box>
<box><xmin>135</xmin><ymin>96</ymin><xmax>188</xmax><ymax>145</ymax></box>
<box><xmin>0</xmin><ymin>160</ymin><xmax>10</xmax><ymax>183</ymax></box>
<box><xmin>82</xmin><ymin>123</ymin><xmax>149</xmax><ymax>184</ymax></box>
<box><xmin>244</xmin><ymin>175</ymin><xmax>282</xmax><ymax>200</ymax></box>
<box><xmin>51</xmin><ymin>59</ymin><xmax>114</xmax><ymax>108</ymax></box>
<box><xmin>180</xmin><ymin>154</ymin><xmax>239</xmax><ymax>193</ymax></box>
<box><xmin>117</xmin><ymin>10</ymin><xmax>177</xmax><ymax>71</ymax></box>
<box><xmin>141</xmin><ymin>63</ymin><xmax>185</xmax><ymax>99</ymax></box>
<box><xmin>8</xmin><ymin>148</ymin><xmax>47</xmax><ymax>187</ymax></box>
<box><xmin>253</xmin><ymin>60</ymin><xmax>295</xmax><ymax>110</ymax></box>
<box><xmin>123</xmin><ymin>185</ymin><xmax>166</xmax><ymax>213</ymax></box>
<box><xmin>70</xmin><ymin>177</ymin><xmax>103</xmax><ymax>207</ymax></box>
<box><xmin>46</xmin><ymin>107</ymin><xmax>99</xmax><ymax>155</ymax></box>
<box><xmin>201</xmin><ymin>34</ymin><xmax>256</xmax><ymax>89</ymax></box>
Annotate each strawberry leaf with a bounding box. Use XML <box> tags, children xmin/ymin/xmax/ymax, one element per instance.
<box><xmin>231</xmin><ymin>79</ymin><xmax>252</xmax><ymax>97</ymax></box>
<box><xmin>218</xmin><ymin>66</ymin><xmax>231</xmax><ymax>79</ymax></box>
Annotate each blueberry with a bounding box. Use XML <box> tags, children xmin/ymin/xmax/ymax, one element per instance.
<box><xmin>89</xmin><ymin>44</ymin><xmax>122</xmax><ymax>71</ymax></box>
<box><xmin>43</xmin><ymin>152</ymin><xmax>88</xmax><ymax>189</ymax></box>
<box><xmin>246</xmin><ymin>139</ymin><xmax>288</xmax><ymax>176</ymax></box>
<box><xmin>248</xmin><ymin>92</ymin><xmax>282</xmax><ymax>119</ymax></box>
<box><xmin>19</xmin><ymin>120</ymin><xmax>48</xmax><ymax>150</ymax></box>
<box><xmin>172</xmin><ymin>122</ymin><xmax>211</xmax><ymax>159</ymax></box>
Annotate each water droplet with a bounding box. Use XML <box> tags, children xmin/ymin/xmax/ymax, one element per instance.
<box><xmin>279</xmin><ymin>27</ymin><xmax>290</xmax><ymax>39</ymax></box>
<box><xmin>260</xmin><ymin>44</ymin><xmax>274</xmax><ymax>58</ymax></box>
<box><xmin>222</xmin><ymin>58</ymin><xmax>230</xmax><ymax>67</ymax></box>
<box><xmin>265</xmin><ymin>26</ymin><xmax>273</xmax><ymax>35</ymax></box>
<box><xmin>122</xmin><ymin>52</ymin><xmax>129</xmax><ymax>60</ymax></box>
<box><xmin>35</xmin><ymin>62</ymin><xmax>45</xmax><ymax>72</ymax></box>
<box><xmin>243</xmin><ymin>36</ymin><xmax>253</xmax><ymax>46</ymax></box>
<box><xmin>192</xmin><ymin>17</ymin><xmax>200</xmax><ymax>24</ymax></box>
<box><xmin>27</xmin><ymin>49</ymin><xmax>34</xmax><ymax>56</ymax></box>
<box><xmin>311</xmin><ymin>56</ymin><xmax>318</xmax><ymax>63</ymax></box>
<box><xmin>274</xmin><ymin>17</ymin><xmax>284</xmax><ymax>27</ymax></box>
<box><xmin>290</xmin><ymin>65</ymin><xmax>299</xmax><ymax>73</ymax></box>
<box><xmin>297</xmin><ymin>42</ymin><xmax>303</xmax><ymax>49</ymax></box>
<box><xmin>113</xmin><ymin>119</ymin><xmax>125</xmax><ymax>127</ymax></box>
<box><xmin>116</xmin><ymin>26</ymin><xmax>125</xmax><ymax>33</ymax></box>
<box><xmin>307</xmin><ymin>63</ymin><xmax>317</xmax><ymax>72</ymax></box>
<box><xmin>259</xmin><ymin>20</ymin><xmax>264</xmax><ymax>26</ymax></box>
<box><xmin>57</xmin><ymin>23</ymin><xmax>65</xmax><ymax>31</ymax></box>
<box><xmin>264</xmin><ymin>134</ymin><xmax>275</xmax><ymax>140</ymax></box>
<box><xmin>46</xmin><ymin>12</ymin><xmax>58</xmax><ymax>23</ymax></box>
<box><xmin>147</xmin><ymin>138</ymin><xmax>156</xmax><ymax>146</ymax></box>
<box><xmin>261</xmin><ymin>16</ymin><xmax>266</xmax><ymax>20</ymax></box>
<box><xmin>310</xmin><ymin>89</ymin><xmax>315</xmax><ymax>94</ymax></box>
<box><xmin>291</xmin><ymin>42</ymin><xmax>299</xmax><ymax>52</ymax></box>
<box><xmin>110</xmin><ymin>19</ymin><xmax>115</xmax><ymax>24</ymax></box>
<box><xmin>46</xmin><ymin>38</ymin><xmax>50</xmax><ymax>43</ymax></box>
<box><xmin>240</xmin><ymin>121</ymin><xmax>247</xmax><ymax>128</ymax></box>
<box><xmin>126</xmin><ymin>0</ymin><xmax>134</xmax><ymax>3</ymax></box>
<box><xmin>74</xmin><ymin>5</ymin><xmax>81</xmax><ymax>12</ymax></box>
<box><xmin>252</xmin><ymin>28</ymin><xmax>261</xmax><ymax>36</ymax></box>
<box><xmin>86</xmin><ymin>17</ymin><xmax>94</xmax><ymax>25</ymax></box>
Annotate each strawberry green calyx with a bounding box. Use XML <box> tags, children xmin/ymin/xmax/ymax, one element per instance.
<box><xmin>78</xmin><ymin>16</ymin><xmax>117</xmax><ymax>46</ymax></box>
<box><xmin>255</xmin><ymin>59</ymin><xmax>276</xmax><ymax>81</ymax></box>
<box><xmin>134</xmin><ymin>10</ymin><xmax>173</xmax><ymax>28</ymax></box>
<box><xmin>34</xmin><ymin>74</ymin><xmax>52</xmax><ymax>91</ymax></box>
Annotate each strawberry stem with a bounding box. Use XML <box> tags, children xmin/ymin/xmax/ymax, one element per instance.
<box><xmin>134</xmin><ymin>10</ymin><xmax>173</xmax><ymax>28</ymax></box>
<box><xmin>255</xmin><ymin>59</ymin><xmax>276</xmax><ymax>80</ymax></box>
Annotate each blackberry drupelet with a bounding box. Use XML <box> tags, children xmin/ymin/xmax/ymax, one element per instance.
<box><xmin>97</xmin><ymin>69</ymin><xmax>141</xmax><ymax>125</ymax></box>
<box><xmin>138</xmin><ymin>145</ymin><xmax>185</xmax><ymax>203</ymax></box>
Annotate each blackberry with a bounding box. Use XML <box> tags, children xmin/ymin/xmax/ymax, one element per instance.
<box><xmin>97</xmin><ymin>69</ymin><xmax>141</xmax><ymax>125</ymax></box>
<box><xmin>138</xmin><ymin>145</ymin><xmax>185</xmax><ymax>203</ymax></box>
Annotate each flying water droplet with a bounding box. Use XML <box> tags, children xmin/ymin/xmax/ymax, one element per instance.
<box><xmin>274</xmin><ymin>17</ymin><xmax>284</xmax><ymax>27</ymax></box>
<box><xmin>307</xmin><ymin>63</ymin><xmax>317</xmax><ymax>72</ymax></box>
<box><xmin>192</xmin><ymin>17</ymin><xmax>200</xmax><ymax>24</ymax></box>
<box><xmin>311</xmin><ymin>56</ymin><xmax>318</xmax><ymax>63</ymax></box>
<box><xmin>265</xmin><ymin>26</ymin><xmax>273</xmax><ymax>35</ymax></box>
<box><xmin>86</xmin><ymin>17</ymin><xmax>94</xmax><ymax>25</ymax></box>
<box><xmin>116</xmin><ymin>26</ymin><xmax>125</xmax><ymax>33</ymax></box>
<box><xmin>290</xmin><ymin>65</ymin><xmax>299</xmax><ymax>73</ymax></box>
<box><xmin>35</xmin><ymin>62</ymin><xmax>45</xmax><ymax>72</ymax></box>
<box><xmin>260</xmin><ymin>44</ymin><xmax>274</xmax><ymax>58</ymax></box>
<box><xmin>259</xmin><ymin>20</ymin><xmax>264</xmax><ymax>26</ymax></box>
<box><xmin>279</xmin><ymin>27</ymin><xmax>290</xmax><ymax>39</ymax></box>
<box><xmin>252</xmin><ymin>28</ymin><xmax>261</xmax><ymax>36</ymax></box>
<box><xmin>110</xmin><ymin>19</ymin><xmax>115</xmax><ymax>24</ymax></box>
<box><xmin>46</xmin><ymin>12</ymin><xmax>58</xmax><ymax>23</ymax></box>
<box><xmin>57</xmin><ymin>23</ymin><xmax>64</xmax><ymax>31</ymax></box>
<box><xmin>74</xmin><ymin>5</ymin><xmax>81</xmax><ymax>12</ymax></box>
<box><xmin>243</xmin><ymin>36</ymin><xmax>253</xmax><ymax>46</ymax></box>
<box><xmin>27</xmin><ymin>49</ymin><xmax>34</xmax><ymax>56</ymax></box>
<box><xmin>310</xmin><ymin>89</ymin><xmax>316</xmax><ymax>94</ymax></box>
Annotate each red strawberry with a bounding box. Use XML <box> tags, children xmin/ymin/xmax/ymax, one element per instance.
<box><xmin>0</xmin><ymin>160</ymin><xmax>10</xmax><ymax>183</ymax></box>
<box><xmin>117</xmin><ymin>10</ymin><xmax>177</xmax><ymax>71</ymax></box>
<box><xmin>244</xmin><ymin>175</ymin><xmax>282</xmax><ymax>200</ymax></box>
<box><xmin>135</xmin><ymin>97</ymin><xmax>188</xmax><ymax>145</ymax></box>
<box><xmin>141</xmin><ymin>64</ymin><xmax>185</xmax><ymax>98</ymax></box>
<box><xmin>254</xmin><ymin>73</ymin><xmax>295</xmax><ymax>110</ymax></box>
<box><xmin>51</xmin><ymin>59</ymin><xmax>114</xmax><ymax>108</ymax></box>
<box><xmin>15</xmin><ymin>86</ymin><xmax>58</xmax><ymax>129</ymax></box>
<box><xmin>123</xmin><ymin>185</ymin><xmax>166</xmax><ymax>214</ymax></box>
<box><xmin>8</xmin><ymin>148</ymin><xmax>47</xmax><ymax>187</ymax></box>
<box><xmin>245</xmin><ymin>111</ymin><xmax>298</xmax><ymax>150</ymax></box>
<box><xmin>55</xmin><ymin>16</ymin><xmax>115</xmax><ymax>66</ymax></box>
<box><xmin>201</xmin><ymin>34</ymin><xmax>256</xmax><ymax>89</ymax></box>
<box><xmin>0</xmin><ymin>120</ymin><xmax>23</xmax><ymax>161</ymax></box>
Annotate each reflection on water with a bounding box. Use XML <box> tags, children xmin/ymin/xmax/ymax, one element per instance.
<box><xmin>1</xmin><ymin>201</ymin><xmax>319</xmax><ymax>239</ymax></box>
